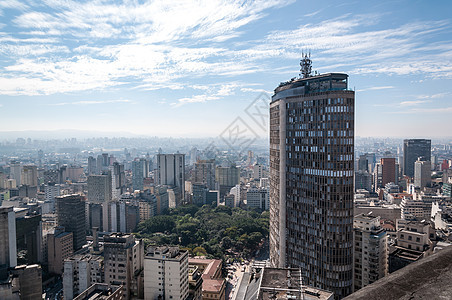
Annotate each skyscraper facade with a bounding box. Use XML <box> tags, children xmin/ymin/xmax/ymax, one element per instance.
<box><xmin>56</xmin><ymin>194</ymin><xmax>86</xmax><ymax>251</ymax></box>
<box><xmin>194</xmin><ymin>159</ymin><xmax>216</xmax><ymax>190</ymax></box>
<box><xmin>156</xmin><ymin>154</ymin><xmax>185</xmax><ymax>202</ymax></box>
<box><xmin>270</xmin><ymin>56</ymin><xmax>354</xmax><ymax>298</ymax></box>
<box><xmin>132</xmin><ymin>159</ymin><xmax>146</xmax><ymax>191</ymax></box>
<box><xmin>403</xmin><ymin>139</ymin><xmax>431</xmax><ymax>178</ymax></box>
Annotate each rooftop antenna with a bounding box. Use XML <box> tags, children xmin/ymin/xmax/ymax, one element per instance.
<box><xmin>300</xmin><ymin>51</ymin><xmax>312</xmax><ymax>79</ymax></box>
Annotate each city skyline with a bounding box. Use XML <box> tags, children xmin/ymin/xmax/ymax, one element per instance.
<box><xmin>0</xmin><ymin>0</ymin><xmax>451</xmax><ymax>138</ymax></box>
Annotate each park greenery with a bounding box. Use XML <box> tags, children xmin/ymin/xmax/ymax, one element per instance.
<box><xmin>135</xmin><ymin>204</ymin><xmax>269</xmax><ymax>259</ymax></box>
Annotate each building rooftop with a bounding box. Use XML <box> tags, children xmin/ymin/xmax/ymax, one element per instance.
<box><xmin>272</xmin><ymin>73</ymin><xmax>350</xmax><ymax>102</ymax></box>
<box><xmin>73</xmin><ymin>284</ymin><xmax>122</xmax><ymax>300</ymax></box>
<box><xmin>241</xmin><ymin>268</ymin><xmax>334</xmax><ymax>300</ymax></box>
<box><xmin>345</xmin><ymin>246</ymin><xmax>452</xmax><ymax>300</ymax></box>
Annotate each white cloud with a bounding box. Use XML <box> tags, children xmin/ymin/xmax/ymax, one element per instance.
<box><xmin>51</xmin><ymin>100</ymin><xmax>132</xmax><ymax>106</ymax></box>
<box><xmin>357</xmin><ymin>86</ymin><xmax>394</xmax><ymax>92</ymax></box>
<box><xmin>399</xmin><ymin>100</ymin><xmax>430</xmax><ymax>106</ymax></box>
<box><xmin>1</xmin><ymin>3</ymin><xmax>451</xmax><ymax>99</ymax></box>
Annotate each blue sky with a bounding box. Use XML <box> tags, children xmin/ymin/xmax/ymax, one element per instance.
<box><xmin>0</xmin><ymin>0</ymin><xmax>451</xmax><ymax>138</ymax></box>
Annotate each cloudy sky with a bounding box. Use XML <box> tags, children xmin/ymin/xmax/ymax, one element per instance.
<box><xmin>0</xmin><ymin>0</ymin><xmax>451</xmax><ymax>138</ymax></box>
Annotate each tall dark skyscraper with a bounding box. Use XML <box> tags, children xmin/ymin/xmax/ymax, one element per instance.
<box><xmin>403</xmin><ymin>139</ymin><xmax>431</xmax><ymax>178</ymax></box>
<box><xmin>270</xmin><ymin>54</ymin><xmax>354</xmax><ymax>298</ymax></box>
<box><xmin>56</xmin><ymin>194</ymin><xmax>86</xmax><ymax>251</ymax></box>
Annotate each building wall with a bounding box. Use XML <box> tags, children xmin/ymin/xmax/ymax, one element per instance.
<box><xmin>269</xmin><ymin>78</ymin><xmax>355</xmax><ymax>298</ymax></box>
<box><xmin>144</xmin><ymin>248</ymin><xmax>189</xmax><ymax>300</ymax></box>
<box><xmin>56</xmin><ymin>195</ymin><xmax>86</xmax><ymax>250</ymax></box>
<box><xmin>0</xmin><ymin>207</ymin><xmax>17</xmax><ymax>268</ymax></box>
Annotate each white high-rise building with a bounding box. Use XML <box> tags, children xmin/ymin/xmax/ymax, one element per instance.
<box><xmin>246</xmin><ymin>187</ymin><xmax>269</xmax><ymax>210</ymax></box>
<box><xmin>229</xmin><ymin>185</ymin><xmax>241</xmax><ymax>207</ymax></box>
<box><xmin>414</xmin><ymin>159</ymin><xmax>431</xmax><ymax>190</ymax></box>
<box><xmin>156</xmin><ymin>154</ymin><xmax>185</xmax><ymax>203</ymax></box>
<box><xmin>144</xmin><ymin>246</ymin><xmax>189</xmax><ymax>300</ymax></box>
<box><xmin>253</xmin><ymin>164</ymin><xmax>264</xmax><ymax>180</ymax></box>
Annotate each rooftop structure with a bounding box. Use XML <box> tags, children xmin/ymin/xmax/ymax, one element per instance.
<box><xmin>73</xmin><ymin>283</ymin><xmax>123</xmax><ymax>300</ymax></box>
<box><xmin>240</xmin><ymin>268</ymin><xmax>334</xmax><ymax>300</ymax></box>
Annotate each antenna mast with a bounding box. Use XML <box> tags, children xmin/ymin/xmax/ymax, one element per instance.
<box><xmin>300</xmin><ymin>51</ymin><xmax>312</xmax><ymax>79</ymax></box>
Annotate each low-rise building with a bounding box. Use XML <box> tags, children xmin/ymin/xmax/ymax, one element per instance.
<box><xmin>189</xmin><ymin>258</ymin><xmax>225</xmax><ymax>300</ymax></box>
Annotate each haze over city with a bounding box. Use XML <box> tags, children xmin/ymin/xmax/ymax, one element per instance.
<box><xmin>0</xmin><ymin>0</ymin><xmax>451</xmax><ymax>138</ymax></box>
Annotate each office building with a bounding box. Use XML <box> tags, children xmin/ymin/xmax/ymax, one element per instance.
<box><xmin>63</xmin><ymin>254</ymin><xmax>104</xmax><ymax>300</ymax></box>
<box><xmin>269</xmin><ymin>55</ymin><xmax>354</xmax><ymax>297</ymax></box>
<box><xmin>156</xmin><ymin>154</ymin><xmax>185</xmax><ymax>203</ymax></box>
<box><xmin>88</xmin><ymin>174</ymin><xmax>112</xmax><ymax>231</ymax></box>
<box><xmin>0</xmin><ymin>206</ymin><xmax>17</xmax><ymax>268</ymax></box>
<box><xmin>88</xmin><ymin>174</ymin><xmax>112</xmax><ymax>203</ymax></box>
<box><xmin>354</xmin><ymin>170</ymin><xmax>372</xmax><ymax>192</ymax></box>
<box><xmin>44</xmin><ymin>183</ymin><xmax>60</xmax><ymax>213</ymax></box>
<box><xmin>381</xmin><ymin>158</ymin><xmax>397</xmax><ymax>186</ymax></box>
<box><xmin>253</xmin><ymin>164</ymin><xmax>264</xmax><ymax>180</ymax></box>
<box><xmin>9</xmin><ymin>162</ymin><xmax>21</xmax><ymax>186</ymax></box>
<box><xmin>403</xmin><ymin>139</ymin><xmax>431</xmax><ymax>178</ymax></box>
<box><xmin>194</xmin><ymin>159</ymin><xmax>216</xmax><ymax>190</ymax></box>
<box><xmin>104</xmin><ymin>233</ymin><xmax>144</xmax><ymax>299</ymax></box>
<box><xmin>246</xmin><ymin>187</ymin><xmax>269</xmax><ymax>210</ymax></box>
<box><xmin>21</xmin><ymin>165</ymin><xmax>38</xmax><ymax>187</ymax></box>
<box><xmin>215</xmin><ymin>165</ymin><xmax>240</xmax><ymax>197</ymax></box>
<box><xmin>10</xmin><ymin>264</ymin><xmax>42</xmax><ymax>300</ymax></box>
<box><xmin>353</xmin><ymin>214</ymin><xmax>388</xmax><ymax>292</ymax></box>
<box><xmin>144</xmin><ymin>246</ymin><xmax>189</xmax><ymax>300</ymax></box>
<box><xmin>414</xmin><ymin>159</ymin><xmax>431</xmax><ymax>190</ymax></box>
<box><xmin>56</xmin><ymin>194</ymin><xmax>86</xmax><ymax>250</ymax></box>
<box><xmin>110</xmin><ymin>162</ymin><xmax>126</xmax><ymax>200</ymax></box>
<box><xmin>191</xmin><ymin>183</ymin><xmax>208</xmax><ymax>206</ymax></box>
<box><xmin>15</xmin><ymin>212</ymin><xmax>42</xmax><ymax>265</ymax></box>
<box><xmin>48</xmin><ymin>226</ymin><xmax>73</xmax><ymax>275</ymax></box>
<box><xmin>132</xmin><ymin>159</ymin><xmax>146</xmax><ymax>191</ymax></box>
<box><xmin>109</xmin><ymin>201</ymin><xmax>139</xmax><ymax>233</ymax></box>
<box><xmin>87</xmin><ymin>156</ymin><xmax>97</xmax><ymax>175</ymax></box>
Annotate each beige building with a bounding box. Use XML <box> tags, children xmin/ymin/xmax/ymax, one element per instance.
<box><xmin>188</xmin><ymin>266</ymin><xmax>203</xmax><ymax>300</ymax></box>
<box><xmin>104</xmin><ymin>233</ymin><xmax>144</xmax><ymax>300</ymax></box>
<box><xmin>189</xmin><ymin>258</ymin><xmax>225</xmax><ymax>300</ymax></box>
<box><xmin>48</xmin><ymin>226</ymin><xmax>73</xmax><ymax>275</ymax></box>
<box><xmin>396</xmin><ymin>219</ymin><xmax>434</xmax><ymax>252</ymax></box>
<box><xmin>21</xmin><ymin>165</ymin><xmax>38</xmax><ymax>187</ymax></box>
<box><xmin>353</xmin><ymin>214</ymin><xmax>388</xmax><ymax>292</ymax></box>
<box><xmin>144</xmin><ymin>246</ymin><xmax>189</xmax><ymax>300</ymax></box>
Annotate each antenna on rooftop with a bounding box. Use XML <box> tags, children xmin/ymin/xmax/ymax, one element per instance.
<box><xmin>300</xmin><ymin>51</ymin><xmax>312</xmax><ymax>79</ymax></box>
